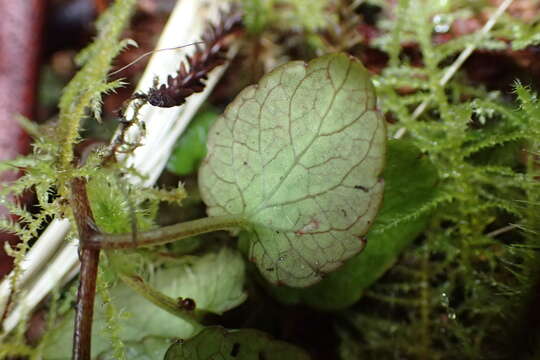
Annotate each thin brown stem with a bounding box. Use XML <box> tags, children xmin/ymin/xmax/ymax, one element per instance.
<box><xmin>70</xmin><ymin>177</ymin><xmax>100</xmax><ymax>360</ymax></box>
<box><xmin>73</xmin><ymin>248</ymin><xmax>99</xmax><ymax>360</ymax></box>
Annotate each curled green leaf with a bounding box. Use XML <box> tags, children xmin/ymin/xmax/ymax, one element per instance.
<box><xmin>199</xmin><ymin>53</ymin><xmax>386</xmax><ymax>287</ymax></box>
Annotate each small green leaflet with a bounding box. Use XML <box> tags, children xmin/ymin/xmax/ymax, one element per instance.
<box><xmin>199</xmin><ymin>53</ymin><xmax>386</xmax><ymax>287</ymax></box>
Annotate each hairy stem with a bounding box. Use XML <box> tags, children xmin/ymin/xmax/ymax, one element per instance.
<box><xmin>87</xmin><ymin>215</ymin><xmax>246</xmax><ymax>249</ymax></box>
<box><xmin>70</xmin><ymin>177</ymin><xmax>100</xmax><ymax>360</ymax></box>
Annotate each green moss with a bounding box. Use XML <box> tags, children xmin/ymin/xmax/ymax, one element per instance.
<box><xmin>336</xmin><ymin>2</ymin><xmax>540</xmax><ymax>358</ymax></box>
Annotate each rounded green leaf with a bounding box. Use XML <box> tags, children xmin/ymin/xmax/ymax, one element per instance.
<box><xmin>164</xmin><ymin>326</ymin><xmax>311</xmax><ymax>360</ymax></box>
<box><xmin>266</xmin><ymin>140</ymin><xmax>441</xmax><ymax>309</ymax></box>
<box><xmin>199</xmin><ymin>53</ymin><xmax>386</xmax><ymax>287</ymax></box>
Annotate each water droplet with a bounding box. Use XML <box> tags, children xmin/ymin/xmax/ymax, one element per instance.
<box><xmin>433</xmin><ymin>14</ymin><xmax>451</xmax><ymax>33</ymax></box>
<box><xmin>440</xmin><ymin>292</ymin><xmax>449</xmax><ymax>306</ymax></box>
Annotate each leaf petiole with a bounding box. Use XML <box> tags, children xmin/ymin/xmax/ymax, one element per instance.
<box><xmin>85</xmin><ymin>215</ymin><xmax>247</xmax><ymax>250</ymax></box>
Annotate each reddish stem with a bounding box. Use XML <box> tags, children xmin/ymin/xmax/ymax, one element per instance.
<box><xmin>73</xmin><ymin>247</ymin><xmax>100</xmax><ymax>360</ymax></box>
<box><xmin>70</xmin><ymin>177</ymin><xmax>100</xmax><ymax>360</ymax></box>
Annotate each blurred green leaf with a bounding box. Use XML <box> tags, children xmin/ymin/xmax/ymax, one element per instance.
<box><xmin>42</xmin><ymin>248</ymin><xmax>246</xmax><ymax>359</ymax></box>
<box><xmin>167</xmin><ymin>108</ymin><xmax>219</xmax><ymax>176</ymax></box>
<box><xmin>164</xmin><ymin>326</ymin><xmax>311</xmax><ymax>360</ymax></box>
<box><xmin>38</xmin><ymin>66</ymin><xmax>65</xmax><ymax>108</ymax></box>
<box><xmin>42</xmin><ymin>275</ymin><xmax>196</xmax><ymax>360</ymax></box>
<box><xmin>168</xmin><ymin>247</ymin><xmax>247</xmax><ymax>315</ymax></box>
<box><xmin>241</xmin><ymin>0</ymin><xmax>275</xmax><ymax>34</ymax></box>
<box><xmin>97</xmin><ymin>336</ymin><xmax>171</xmax><ymax>360</ymax></box>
